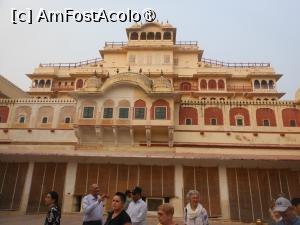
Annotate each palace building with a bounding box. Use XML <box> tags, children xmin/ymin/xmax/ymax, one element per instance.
<box><xmin>1</xmin><ymin>22</ymin><xmax>300</xmax><ymax>223</ymax></box>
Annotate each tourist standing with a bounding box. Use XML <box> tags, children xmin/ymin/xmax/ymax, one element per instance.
<box><xmin>82</xmin><ymin>184</ymin><xmax>108</xmax><ymax>225</ymax></box>
<box><xmin>44</xmin><ymin>191</ymin><xmax>61</xmax><ymax>225</ymax></box>
<box><xmin>184</xmin><ymin>190</ymin><xmax>209</xmax><ymax>225</ymax></box>
<box><xmin>104</xmin><ymin>192</ymin><xmax>132</xmax><ymax>225</ymax></box>
<box><xmin>126</xmin><ymin>187</ymin><xmax>147</xmax><ymax>225</ymax></box>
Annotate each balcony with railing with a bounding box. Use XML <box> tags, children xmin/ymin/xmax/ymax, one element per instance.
<box><xmin>51</xmin><ymin>85</ymin><xmax>75</xmax><ymax>92</ymax></box>
<box><xmin>39</xmin><ymin>58</ymin><xmax>102</xmax><ymax>68</ymax></box>
<box><xmin>227</xmin><ymin>85</ymin><xmax>253</xmax><ymax>92</ymax></box>
<box><xmin>201</xmin><ymin>58</ymin><xmax>270</xmax><ymax>68</ymax></box>
<box><xmin>104</xmin><ymin>41</ymin><xmax>198</xmax><ymax>48</ymax></box>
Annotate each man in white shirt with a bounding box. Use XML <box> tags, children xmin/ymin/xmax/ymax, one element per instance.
<box><xmin>126</xmin><ymin>186</ymin><xmax>147</xmax><ymax>225</ymax></box>
<box><xmin>82</xmin><ymin>184</ymin><xmax>108</xmax><ymax>225</ymax></box>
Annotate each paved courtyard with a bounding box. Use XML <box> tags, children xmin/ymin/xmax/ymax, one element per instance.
<box><xmin>0</xmin><ymin>213</ymin><xmax>257</xmax><ymax>225</ymax></box>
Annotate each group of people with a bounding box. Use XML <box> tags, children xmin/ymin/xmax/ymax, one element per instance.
<box><xmin>269</xmin><ymin>196</ymin><xmax>300</xmax><ymax>225</ymax></box>
<box><xmin>43</xmin><ymin>186</ymin><xmax>300</xmax><ymax>225</ymax></box>
<box><xmin>43</xmin><ymin>186</ymin><xmax>210</xmax><ymax>225</ymax></box>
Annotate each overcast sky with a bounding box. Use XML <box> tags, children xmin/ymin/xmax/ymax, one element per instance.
<box><xmin>0</xmin><ymin>0</ymin><xmax>299</xmax><ymax>99</ymax></box>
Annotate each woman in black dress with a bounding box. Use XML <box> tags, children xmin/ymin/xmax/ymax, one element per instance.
<box><xmin>105</xmin><ymin>192</ymin><xmax>132</xmax><ymax>225</ymax></box>
<box><xmin>44</xmin><ymin>191</ymin><xmax>61</xmax><ymax>225</ymax></box>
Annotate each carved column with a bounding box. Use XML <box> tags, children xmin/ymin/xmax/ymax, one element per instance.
<box><xmin>145</xmin><ymin>125</ymin><xmax>151</xmax><ymax>147</ymax></box>
<box><xmin>130</xmin><ymin>127</ymin><xmax>134</xmax><ymax>146</ymax></box>
<box><xmin>168</xmin><ymin>126</ymin><xmax>174</xmax><ymax>147</ymax></box>
<box><xmin>95</xmin><ymin>125</ymin><xmax>103</xmax><ymax>145</ymax></box>
<box><xmin>112</xmin><ymin>126</ymin><xmax>118</xmax><ymax>146</ymax></box>
<box><xmin>73</xmin><ymin>125</ymin><xmax>81</xmax><ymax>145</ymax></box>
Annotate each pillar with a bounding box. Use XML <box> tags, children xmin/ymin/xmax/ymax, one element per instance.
<box><xmin>170</xmin><ymin>164</ymin><xmax>183</xmax><ymax>218</ymax></box>
<box><xmin>218</xmin><ymin>165</ymin><xmax>230</xmax><ymax>219</ymax></box>
<box><xmin>19</xmin><ymin>161</ymin><xmax>34</xmax><ymax>213</ymax></box>
<box><xmin>62</xmin><ymin>162</ymin><xmax>77</xmax><ymax>213</ymax></box>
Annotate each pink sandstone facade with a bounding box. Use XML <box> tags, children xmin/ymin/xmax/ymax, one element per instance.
<box><xmin>1</xmin><ymin>22</ymin><xmax>300</xmax><ymax>223</ymax></box>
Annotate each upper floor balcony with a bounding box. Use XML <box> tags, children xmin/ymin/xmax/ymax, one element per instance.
<box><xmin>51</xmin><ymin>85</ymin><xmax>75</xmax><ymax>92</ymax></box>
<box><xmin>104</xmin><ymin>41</ymin><xmax>199</xmax><ymax>49</ymax></box>
<box><xmin>227</xmin><ymin>85</ymin><xmax>253</xmax><ymax>92</ymax></box>
<box><xmin>200</xmin><ymin>58</ymin><xmax>270</xmax><ymax>68</ymax></box>
<box><xmin>39</xmin><ymin>58</ymin><xmax>102</xmax><ymax>68</ymax></box>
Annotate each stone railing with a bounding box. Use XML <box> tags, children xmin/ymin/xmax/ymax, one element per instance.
<box><xmin>0</xmin><ymin>98</ymin><xmax>76</xmax><ymax>104</ymax></box>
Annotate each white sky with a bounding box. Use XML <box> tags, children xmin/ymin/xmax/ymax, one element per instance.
<box><xmin>0</xmin><ymin>0</ymin><xmax>299</xmax><ymax>99</ymax></box>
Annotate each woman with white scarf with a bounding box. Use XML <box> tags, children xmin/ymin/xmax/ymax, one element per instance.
<box><xmin>184</xmin><ymin>190</ymin><xmax>209</xmax><ymax>225</ymax></box>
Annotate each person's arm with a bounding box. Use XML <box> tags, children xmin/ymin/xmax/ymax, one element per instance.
<box><xmin>201</xmin><ymin>208</ymin><xmax>209</xmax><ymax>225</ymax></box>
<box><xmin>82</xmin><ymin>196</ymin><xmax>100</xmax><ymax>214</ymax></box>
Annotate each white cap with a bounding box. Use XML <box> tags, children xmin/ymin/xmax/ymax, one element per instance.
<box><xmin>273</xmin><ymin>197</ymin><xmax>292</xmax><ymax>212</ymax></box>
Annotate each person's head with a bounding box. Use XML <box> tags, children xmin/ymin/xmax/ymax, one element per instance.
<box><xmin>157</xmin><ymin>203</ymin><xmax>174</xmax><ymax>225</ymax></box>
<box><xmin>89</xmin><ymin>184</ymin><xmax>100</xmax><ymax>197</ymax></box>
<box><xmin>125</xmin><ymin>190</ymin><xmax>132</xmax><ymax>198</ymax></box>
<box><xmin>291</xmin><ymin>198</ymin><xmax>300</xmax><ymax>216</ymax></box>
<box><xmin>186</xmin><ymin>190</ymin><xmax>200</xmax><ymax>207</ymax></box>
<box><xmin>112</xmin><ymin>192</ymin><xmax>126</xmax><ymax>212</ymax></box>
<box><xmin>45</xmin><ymin>191</ymin><xmax>59</xmax><ymax>207</ymax></box>
<box><xmin>132</xmin><ymin>186</ymin><xmax>142</xmax><ymax>202</ymax></box>
<box><xmin>273</xmin><ymin>197</ymin><xmax>296</xmax><ymax>223</ymax></box>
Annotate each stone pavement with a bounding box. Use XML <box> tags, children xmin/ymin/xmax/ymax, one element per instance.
<box><xmin>0</xmin><ymin>213</ymin><xmax>257</xmax><ymax>225</ymax></box>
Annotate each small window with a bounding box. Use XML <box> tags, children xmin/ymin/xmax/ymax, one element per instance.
<box><xmin>185</xmin><ymin>118</ymin><xmax>192</xmax><ymax>125</ymax></box>
<box><xmin>83</xmin><ymin>107</ymin><xmax>94</xmax><ymax>118</ymax></box>
<box><xmin>147</xmin><ymin>32</ymin><xmax>154</xmax><ymax>40</ymax></box>
<box><xmin>147</xmin><ymin>198</ymin><xmax>164</xmax><ymax>212</ymax></box>
<box><xmin>263</xmin><ymin>119</ymin><xmax>270</xmax><ymax>127</ymax></box>
<box><xmin>155</xmin><ymin>32</ymin><xmax>161</xmax><ymax>40</ymax></box>
<box><xmin>0</xmin><ymin>116</ymin><xmax>2</xmax><ymax>123</ymax></box>
<box><xmin>65</xmin><ymin>117</ymin><xmax>71</xmax><ymax>123</ymax></box>
<box><xmin>42</xmin><ymin>117</ymin><xmax>48</xmax><ymax>124</ymax></box>
<box><xmin>254</xmin><ymin>80</ymin><xmax>260</xmax><ymax>89</ymax></box>
<box><xmin>119</xmin><ymin>108</ymin><xmax>129</xmax><ymax>119</ymax></box>
<box><xmin>65</xmin><ymin>82</ymin><xmax>68</xmax><ymax>86</ymax></box>
<box><xmin>290</xmin><ymin>120</ymin><xmax>297</xmax><ymax>127</ymax></box>
<box><xmin>130</xmin><ymin>32</ymin><xmax>138</xmax><ymax>40</ymax></box>
<box><xmin>134</xmin><ymin>108</ymin><xmax>145</xmax><ymax>119</ymax></box>
<box><xmin>71</xmin><ymin>82</ymin><xmax>74</xmax><ymax>86</ymax></box>
<box><xmin>103</xmin><ymin>108</ymin><xmax>113</xmax><ymax>119</ymax></box>
<box><xmin>236</xmin><ymin>118</ymin><xmax>244</xmax><ymax>126</ymax></box>
<box><xmin>261</xmin><ymin>80</ymin><xmax>268</xmax><ymax>89</ymax></box>
<box><xmin>19</xmin><ymin>115</ymin><xmax>25</xmax><ymax>124</ymax></box>
<box><xmin>155</xmin><ymin>107</ymin><xmax>166</xmax><ymax>120</ymax></box>
<box><xmin>140</xmin><ymin>32</ymin><xmax>146</xmax><ymax>40</ymax></box>
<box><xmin>163</xmin><ymin>32</ymin><xmax>171</xmax><ymax>40</ymax></box>
<box><xmin>211</xmin><ymin>118</ymin><xmax>217</xmax><ymax>125</ymax></box>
